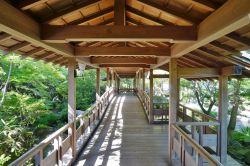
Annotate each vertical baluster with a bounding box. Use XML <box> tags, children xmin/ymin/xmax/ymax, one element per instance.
<box><xmin>198</xmin><ymin>126</ymin><xmax>204</xmax><ymax>165</ymax></box>
<box><xmin>58</xmin><ymin>135</ymin><xmax>63</xmax><ymax>166</ymax></box>
<box><xmin>183</xmin><ymin>107</ymin><xmax>186</xmax><ymax>121</ymax></box>
<box><xmin>34</xmin><ymin>150</ymin><xmax>43</xmax><ymax>166</ymax></box>
<box><xmin>54</xmin><ymin>137</ymin><xmax>59</xmax><ymax>165</ymax></box>
<box><xmin>181</xmin><ymin>135</ymin><xmax>185</xmax><ymax>166</ymax></box>
<box><xmin>191</xmin><ymin>126</ymin><xmax>196</xmax><ymax>156</ymax></box>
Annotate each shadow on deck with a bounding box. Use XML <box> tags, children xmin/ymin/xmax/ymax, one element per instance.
<box><xmin>74</xmin><ymin>93</ymin><xmax>168</xmax><ymax>166</ymax></box>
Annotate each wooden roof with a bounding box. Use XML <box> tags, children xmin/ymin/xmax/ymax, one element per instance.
<box><xmin>1</xmin><ymin>0</ymin><xmax>250</xmax><ymax>77</ymax></box>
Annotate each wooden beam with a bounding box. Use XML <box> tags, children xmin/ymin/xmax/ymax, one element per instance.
<box><xmin>126</xmin><ymin>5</ymin><xmax>173</xmax><ymax>25</ymax></box>
<box><xmin>42</xmin><ymin>0</ymin><xmax>101</xmax><ymax>23</ymax></box>
<box><xmin>114</xmin><ymin>0</ymin><xmax>125</xmax><ymax>25</ymax></box>
<box><xmin>69</xmin><ymin>7</ymin><xmax>113</xmax><ymax>25</ymax></box>
<box><xmin>178</xmin><ymin>67</ymin><xmax>219</xmax><ymax>78</ymax></box>
<box><xmin>90</xmin><ymin>57</ymin><xmax>157</xmax><ymax>64</ymax></box>
<box><xmin>15</xmin><ymin>0</ymin><xmax>48</xmax><ymax>10</ymax></box>
<box><xmin>152</xmin><ymin>74</ymin><xmax>169</xmax><ymax>78</ymax></box>
<box><xmin>154</xmin><ymin>0</ymin><xmax>250</xmax><ymax>68</ymax></box>
<box><xmin>137</xmin><ymin>0</ymin><xmax>200</xmax><ymax>24</ymax></box>
<box><xmin>41</xmin><ymin>25</ymin><xmax>197</xmax><ymax>42</ymax></box>
<box><xmin>99</xmin><ymin>64</ymin><xmax>150</xmax><ymax>68</ymax></box>
<box><xmin>75</xmin><ymin>46</ymin><xmax>170</xmax><ymax>56</ymax></box>
<box><xmin>221</xmin><ymin>65</ymin><xmax>242</xmax><ymax>76</ymax></box>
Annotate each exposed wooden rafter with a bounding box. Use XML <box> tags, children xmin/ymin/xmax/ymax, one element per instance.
<box><xmin>0</xmin><ymin>33</ymin><xmax>12</xmax><ymax>42</ymax></box>
<box><xmin>41</xmin><ymin>0</ymin><xmax>101</xmax><ymax>23</ymax></box>
<box><xmin>137</xmin><ymin>0</ymin><xmax>200</xmax><ymax>24</ymax></box>
<box><xmin>187</xmin><ymin>0</ymin><xmax>221</xmax><ymax>11</ymax></box>
<box><xmin>225</xmin><ymin>32</ymin><xmax>250</xmax><ymax>47</ymax></box>
<box><xmin>126</xmin><ymin>5</ymin><xmax>173</xmax><ymax>25</ymax></box>
<box><xmin>69</xmin><ymin>7</ymin><xmax>114</xmax><ymax>25</ymax></box>
<box><xmin>0</xmin><ymin>1</ymin><xmax>97</xmax><ymax>68</ymax></box>
<box><xmin>4</xmin><ymin>41</ymin><xmax>30</xmax><ymax>54</ymax></box>
<box><xmin>154</xmin><ymin>0</ymin><xmax>250</xmax><ymax>69</ymax></box>
<box><xmin>15</xmin><ymin>0</ymin><xmax>48</xmax><ymax>10</ymax></box>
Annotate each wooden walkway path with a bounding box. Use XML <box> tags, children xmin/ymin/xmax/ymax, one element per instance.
<box><xmin>74</xmin><ymin>93</ymin><xmax>241</xmax><ymax>166</ymax></box>
<box><xmin>75</xmin><ymin>93</ymin><xmax>168</xmax><ymax>166</ymax></box>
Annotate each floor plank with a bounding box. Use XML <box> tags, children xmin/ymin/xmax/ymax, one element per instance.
<box><xmin>75</xmin><ymin>94</ymin><xmax>169</xmax><ymax>166</ymax></box>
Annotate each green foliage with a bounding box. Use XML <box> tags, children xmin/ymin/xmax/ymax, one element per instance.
<box><xmin>228</xmin><ymin>128</ymin><xmax>250</xmax><ymax>164</ymax></box>
<box><xmin>0</xmin><ymin>53</ymin><xmax>106</xmax><ymax>165</ymax></box>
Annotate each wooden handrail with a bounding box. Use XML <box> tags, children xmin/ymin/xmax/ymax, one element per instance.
<box><xmin>174</xmin><ymin>121</ymin><xmax>220</xmax><ymax>126</ymax></box>
<box><xmin>10</xmin><ymin>88</ymin><xmax>115</xmax><ymax>166</ymax></box>
<box><xmin>171</xmin><ymin>124</ymin><xmax>223</xmax><ymax>166</ymax></box>
<box><xmin>179</xmin><ymin>104</ymin><xmax>218</xmax><ymax>122</ymax></box>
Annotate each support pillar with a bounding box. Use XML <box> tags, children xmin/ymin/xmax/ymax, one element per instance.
<box><xmin>219</xmin><ymin>75</ymin><xmax>228</xmax><ymax>164</ymax></box>
<box><xmin>106</xmin><ymin>68</ymin><xmax>110</xmax><ymax>90</ymax></box>
<box><xmin>96</xmin><ymin>68</ymin><xmax>100</xmax><ymax>99</ymax></box>
<box><xmin>149</xmin><ymin>69</ymin><xmax>154</xmax><ymax>124</ymax></box>
<box><xmin>142</xmin><ymin>68</ymin><xmax>145</xmax><ymax>91</ymax></box>
<box><xmin>168</xmin><ymin>58</ymin><xmax>178</xmax><ymax>165</ymax></box>
<box><xmin>68</xmin><ymin>58</ymin><xmax>76</xmax><ymax>158</ymax></box>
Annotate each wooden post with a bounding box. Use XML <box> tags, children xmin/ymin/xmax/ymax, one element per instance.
<box><xmin>96</xmin><ymin>68</ymin><xmax>100</xmax><ymax>99</ymax></box>
<box><xmin>168</xmin><ymin>58</ymin><xmax>178</xmax><ymax>165</ymax></box>
<box><xmin>149</xmin><ymin>69</ymin><xmax>154</xmax><ymax>124</ymax></box>
<box><xmin>106</xmin><ymin>68</ymin><xmax>110</xmax><ymax>90</ymax></box>
<box><xmin>68</xmin><ymin>58</ymin><xmax>76</xmax><ymax>158</ymax></box>
<box><xmin>218</xmin><ymin>75</ymin><xmax>228</xmax><ymax>164</ymax></box>
<box><xmin>133</xmin><ymin>77</ymin><xmax>136</xmax><ymax>92</ymax></box>
<box><xmin>142</xmin><ymin>68</ymin><xmax>145</xmax><ymax>91</ymax></box>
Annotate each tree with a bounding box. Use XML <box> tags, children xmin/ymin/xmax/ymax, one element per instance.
<box><xmin>192</xmin><ymin>80</ymin><xmax>218</xmax><ymax>115</ymax></box>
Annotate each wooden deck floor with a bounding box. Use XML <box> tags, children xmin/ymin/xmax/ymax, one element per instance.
<box><xmin>74</xmin><ymin>93</ymin><xmax>241</xmax><ymax>166</ymax></box>
<box><xmin>75</xmin><ymin>93</ymin><xmax>168</xmax><ymax>166</ymax></box>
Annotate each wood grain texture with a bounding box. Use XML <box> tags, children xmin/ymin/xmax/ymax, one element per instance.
<box><xmin>75</xmin><ymin>94</ymin><xmax>168</xmax><ymax>166</ymax></box>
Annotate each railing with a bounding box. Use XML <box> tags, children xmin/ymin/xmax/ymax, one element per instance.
<box><xmin>118</xmin><ymin>88</ymin><xmax>136</xmax><ymax>94</ymax></box>
<box><xmin>178</xmin><ymin>104</ymin><xmax>218</xmax><ymax>134</ymax></box>
<box><xmin>153</xmin><ymin>102</ymin><xmax>168</xmax><ymax>122</ymax></box>
<box><xmin>137</xmin><ymin>89</ymin><xmax>151</xmax><ymax>122</ymax></box>
<box><xmin>171</xmin><ymin>124</ymin><xmax>222</xmax><ymax>166</ymax></box>
<box><xmin>10</xmin><ymin>88</ymin><xmax>115</xmax><ymax>166</ymax></box>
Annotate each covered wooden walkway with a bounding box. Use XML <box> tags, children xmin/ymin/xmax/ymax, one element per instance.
<box><xmin>75</xmin><ymin>93</ymin><xmax>168</xmax><ymax>166</ymax></box>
